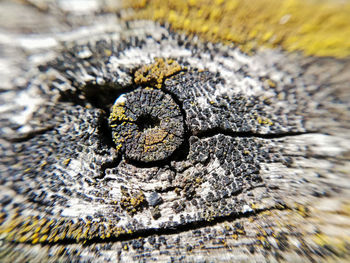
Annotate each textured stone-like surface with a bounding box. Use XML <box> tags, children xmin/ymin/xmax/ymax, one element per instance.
<box><xmin>0</xmin><ymin>1</ymin><xmax>350</xmax><ymax>262</ymax></box>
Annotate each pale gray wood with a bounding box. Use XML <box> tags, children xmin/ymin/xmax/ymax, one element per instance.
<box><xmin>0</xmin><ymin>1</ymin><xmax>350</xmax><ymax>262</ymax></box>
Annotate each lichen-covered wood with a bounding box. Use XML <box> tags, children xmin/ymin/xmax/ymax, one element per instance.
<box><xmin>0</xmin><ymin>0</ymin><xmax>350</xmax><ymax>262</ymax></box>
<box><xmin>109</xmin><ymin>87</ymin><xmax>185</xmax><ymax>163</ymax></box>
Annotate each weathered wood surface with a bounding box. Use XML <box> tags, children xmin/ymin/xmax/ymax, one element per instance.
<box><xmin>0</xmin><ymin>1</ymin><xmax>350</xmax><ymax>262</ymax></box>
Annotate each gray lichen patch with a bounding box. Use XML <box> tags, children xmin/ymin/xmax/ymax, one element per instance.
<box><xmin>109</xmin><ymin>87</ymin><xmax>184</xmax><ymax>163</ymax></box>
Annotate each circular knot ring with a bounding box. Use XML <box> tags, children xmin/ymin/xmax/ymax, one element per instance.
<box><xmin>109</xmin><ymin>88</ymin><xmax>184</xmax><ymax>163</ymax></box>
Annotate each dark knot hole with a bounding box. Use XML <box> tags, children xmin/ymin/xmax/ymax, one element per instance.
<box><xmin>136</xmin><ymin>114</ymin><xmax>160</xmax><ymax>132</ymax></box>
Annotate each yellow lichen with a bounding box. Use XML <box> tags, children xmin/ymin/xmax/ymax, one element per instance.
<box><xmin>120</xmin><ymin>189</ymin><xmax>146</xmax><ymax>214</ymax></box>
<box><xmin>134</xmin><ymin>58</ymin><xmax>183</xmax><ymax>88</ymax></box>
<box><xmin>0</xmin><ymin>214</ymin><xmax>134</xmax><ymax>244</ymax></box>
<box><xmin>115</xmin><ymin>143</ymin><xmax>123</xmax><ymax>151</ymax></box>
<box><xmin>312</xmin><ymin>233</ymin><xmax>350</xmax><ymax>256</ymax></box>
<box><xmin>257</xmin><ymin>116</ymin><xmax>274</xmax><ymax>126</ymax></box>
<box><xmin>144</xmin><ymin>128</ymin><xmax>168</xmax><ymax>146</ymax></box>
<box><xmin>266</xmin><ymin>79</ymin><xmax>276</xmax><ymax>88</ymax></box>
<box><xmin>62</xmin><ymin>158</ymin><xmax>71</xmax><ymax>166</ymax></box>
<box><xmin>124</xmin><ymin>0</ymin><xmax>350</xmax><ymax>58</ymax></box>
<box><xmin>109</xmin><ymin>105</ymin><xmax>134</xmax><ymax>123</ymax></box>
<box><xmin>40</xmin><ymin>161</ymin><xmax>47</xmax><ymax>168</ymax></box>
<box><xmin>292</xmin><ymin>203</ymin><xmax>310</xmax><ymax>218</ymax></box>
